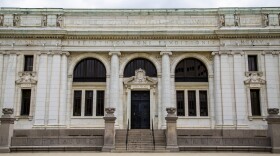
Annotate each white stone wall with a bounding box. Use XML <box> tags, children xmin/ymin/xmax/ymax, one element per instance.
<box><xmin>0</xmin><ymin>8</ymin><xmax>280</xmax><ymax>130</ymax></box>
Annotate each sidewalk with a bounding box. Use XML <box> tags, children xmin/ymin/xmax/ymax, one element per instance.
<box><xmin>0</xmin><ymin>152</ymin><xmax>275</xmax><ymax>156</ymax></box>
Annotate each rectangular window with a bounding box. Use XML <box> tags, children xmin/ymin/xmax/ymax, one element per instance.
<box><xmin>96</xmin><ymin>90</ymin><xmax>104</xmax><ymax>116</ymax></box>
<box><xmin>21</xmin><ymin>89</ymin><xmax>31</xmax><ymax>116</ymax></box>
<box><xmin>188</xmin><ymin>90</ymin><xmax>196</xmax><ymax>116</ymax></box>
<box><xmin>199</xmin><ymin>91</ymin><xmax>208</xmax><ymax>116</ymax></box>
<box><xmin>250</xmin><ymin>89</ymin><xmax>261</xmax><ymax>116</ymax></box>
<box><xmin>248</xmin><ymin>55</ymin><xmax>258</xmax><ymax>71</ymax></box>
<box><xmin>84</xmin><ymin>91</ymin><xmax>93</xmax><ymax>116</ymax></box>
<box><xmin>73</xmin><ymin>90</ymin><xmax>82</xmax><ymax>116</ymax></box>
<box><xmin>176</xmin><ymin>91</ymin><xmax>185</xmax><ymax>116</ymax></box>
<box><xmin>24</xmin><ymin>55</ymin><xmax>34</xmax><ymax>71</ymax></box>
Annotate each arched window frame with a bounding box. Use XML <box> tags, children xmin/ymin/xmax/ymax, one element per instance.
<box><xmin>124</xmin><ymin>58</ymin><xmax>157</xmax><ymax>77</ymax></box>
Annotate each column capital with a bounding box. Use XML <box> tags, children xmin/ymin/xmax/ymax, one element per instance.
<box><xmin>231</xmin><ymin>50</ymin><xmax>244</xmax><ymax>55</ymax></box>
<box><xmin>109</xmin><ymin>51</ymin><xmax>121</xmax><ymax>56</ymax></box>
<box><xmin>211</xmin><ymin>51</ymin><xmax>219</xmax><ymax>56</ymax></box>
<box><xmin>160</xmin><ymin>51</ymin><xmax>172</xmax><ymax>56</ymax></box>
<box><xmin>61</xmin><ymin>51</ymin><xmax>70</xmax><ymax>56</ymax></box>
<box><xmin>262</xmin><ymin>50</ymin><xmax>280</xmax><ymax>55</ymax></box>
<box><xmin>38</xmin><ymin>50</ymin><xmax>50</xmax><ymax>55</ymax></box>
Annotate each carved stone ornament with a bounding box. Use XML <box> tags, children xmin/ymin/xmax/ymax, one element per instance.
<box><xmin>13</xmin><ymin>14</ymin><xmax>20</xmax><ymax>27</ymax></box>
<box><xmin>0</xmin><ymin>14</ymin><xmax>3</xmax><ymax>26</ymax></box>
<box><xmin>268</xmin><ymin>108</ymin><xmax>279</xmax><ymax>115</ymax></box>
<box><xmin>2</xmin><ymin>108</ymin><xmax>14</xmax><ymax>115</ymax></box>
<box><xmin>56</xmin><ymin>15</ymin><xmax>63</xmax><ymax>27</ymax></box>
<box><xmin>219</xmin><ymin>14</ymin><xmax>225</xmax><ymax>27</ymax></box>
<box><xmin>262</xmin><ymin>14</ymin><xmax>269</xmax><ymax>27</ymax></box>
<box><xmin>244</xmin><ymin>72</ymin><xmax>266</xmax><ymax>87</ymax></box>
<box><xmin>123</xmin><ymin>68</ymin><xmax>157</xmax><ymax>86</ymax></box>
<box><xmin>42</xmin><ymin>15</ymin><xmax>47</xmax><ymax>27</ymax></box>
<box><xmin>105</xmin><ymin>107</ymin><xmax>115</xmax><ymax>117</ymax></box>
<box><xmin>16</xmin><ymin>72</ymin><xmax>37</xmax><ymax>85</ymax></box>
<box><xmin>166</xmin><ymin>107</ymin><xmax>177</xmax><ymax>117</ymax></box>
<box><xmin>234</xmin><ymin>14</ymin><xmax>240</xmax><ymax>27</ymax></box>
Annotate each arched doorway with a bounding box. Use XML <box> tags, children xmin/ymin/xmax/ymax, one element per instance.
<box><xmin>123</xmin><ymin>58</ymin><xmax>157</xmax><ymax>129</ymax></box>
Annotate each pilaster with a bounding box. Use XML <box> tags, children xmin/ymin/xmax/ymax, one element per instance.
<box><xmin>263</xmin><ymin>51</ymin><xmax>280</xmax><ymax>108</ymax></box>
<box><xmin>34</xmin><ymin>51</ymin><xmax>49</xmax><ymax>126</ymax></box>
<box><xmin>3</xmin><ymin>52</ymin><xmax>18</xmax><ymax>109</ymax></box>
<box><xmin>0</xmin><ymin>108</ymin><xmax>15</xmax><ymax>153</ymax></box>
<box><xmin>232</xmin><ymin>51</ymin><xmax>248</xmax><ymax>128</ymax></box>
<box><xmin>267</xmin><ymin>108</ymin><xmax>280</xmax><ymax>153</ymax></box>
<box><xmin>102</xmin><ymin>108</ymin><xmax>116</xmax><ymax>152</ymax></box>
<box><xmin>59</xmin><ymin>52</ymin><xmax>69</xmax><ymax>126</ymax></box>
<box><xmin>165</xmin><ymin>107</ymin><xmax>179</xmax><ymax>152</ymax></box>
<box><xmin>48</xmin><ymin>51</ymin><xmax>62</xmax><ymax>126</ymax></box>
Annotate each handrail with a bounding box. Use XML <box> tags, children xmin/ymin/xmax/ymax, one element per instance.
<box><xmin>152</xmin><ymin>119</ymin><xmax>155</xmax><ymax>150</ymax></box>
<box><xmin>126</xmin><ymin>119</ymin><xmax>129</xmax><ymax>151</ymax></box>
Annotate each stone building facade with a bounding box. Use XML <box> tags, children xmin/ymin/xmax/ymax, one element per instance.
<box><xmin>0</xmin><ymin>7</ymin><xmax>280</xmax><ymax>132</ymax></box>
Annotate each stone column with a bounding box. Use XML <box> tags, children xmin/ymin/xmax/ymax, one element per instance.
<box><xmin>233</xmin><ymin>51</ymin><xmax>247</xmax><ymax>128</ymax></box>
<box><xmin>48</xmin><ymin>52</ymin><xmax>61</xmax><ymax>125</ymax></box>
<box><xmin>212</xmin><ymin>52</ymin><xmax>223</xmax><ymax>127</ymax></box>
<box><xmin>59</xmin><ymin>52</ymin><xmax>69</xmax><ymax>126</ymax></box>
<box><xmin>0</xmin><ymin>108</ymin><xmax>15</xmax><ymax>153</ymax></box>
<box><xmin>3</xmin><ymin>52</ymin><xmax>17</xmax><ymax>109</ymax></box>
<box><xmin>160</xmin><ymin>51</ymin><xmax>172</xmax><ymax>128</ymax></box>
<box><xmin>34</xmin><ymin>52</ymin><xmax>48</xmax><ymax>126</ymax></box>
<box><xmin>102</xmin><ymin>108</ymin><xmax>116</xmax><ymax>152</ymax></box>
<box><xmin>267</xmin><ymin>108</ymin><xmax>280</xmax><ymax>153</ymax></box>
<box><xmin>165</xmin><ymin>107</ymin><xmax>179</xmax><ymax>152</ymax></box>
<box><xmin>109</xmin><ymin>52</ymin><xmax>121</xmax><ymax>119</ymax></box>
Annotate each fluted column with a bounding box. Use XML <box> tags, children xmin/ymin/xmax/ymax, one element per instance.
<box><xmin>34</xmin><ymin>52</ymin><xmax>48</xmax><ymax>126</ymax></box>
<box><xmin>48</xmin><ymin>51</ymin><xmax>61</xmax><ymax>125</ymax></box>
<box><xmin>59</xmin><ymin>52</ymin><xmax>69</xmax><ymax>126</ymax></box>
<box><xmin>109</xmin><ymin>51</ymin><xmax>121</xmax><ymax>116</ymax></box>
<box><xmin>3</xmin><ymin>52</ymin><xmax>17</xmax><ymax>109</ymax></box>
<box><xmin>160</xmin><ymin>51</ymin><xmax>172</xmax><ymax>128</ymax></box>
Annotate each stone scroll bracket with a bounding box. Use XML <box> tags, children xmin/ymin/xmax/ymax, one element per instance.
<box><xmin>165</xmin><ymin>107</ymin><xmax>179</xmax><ymax>152</ymax></box>
<box><xmin>266</xmin><ymin>108</ymin><xmax>280</xmax><ymax>153</ymax></box>
<box><xmin>102</xmin><ymin>107</ymin><xmax>116</xmax><ymax>152</ymax></box>
<box><xmin>0</xmin><ymin>108</ymin><xmax>15</xmax><ymax>153</ymax></box>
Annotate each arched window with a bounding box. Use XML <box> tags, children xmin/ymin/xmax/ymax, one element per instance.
<box><xmin>124</xmin><ymin>58</ymin><xmax>157</xmax><ymax>77</ymax></box>
<box><xmin>175</xmin><ymin>58</ymin><xmax>209</xmax><ymax>117</ymax></box>
<box><xmin>175</xmin><ymin>58</ymin><xmax>208</xmax><ymax>82</ymax></box>
<box><xmin>73</xmin><ymin>58</ymin><xmax>106</xmax><ymax>82</ymax></box>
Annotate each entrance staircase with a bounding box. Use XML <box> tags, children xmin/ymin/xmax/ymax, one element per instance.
<box><xmin>114</xmin><ymin>129</ymin><xmax>168</xmax><ymax>152</ymax></box>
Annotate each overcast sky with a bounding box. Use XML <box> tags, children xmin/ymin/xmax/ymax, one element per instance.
<box><xmin>0</xmin><ymin>0</ymin><xmax>280</xmax><ymax>8</ymax></box>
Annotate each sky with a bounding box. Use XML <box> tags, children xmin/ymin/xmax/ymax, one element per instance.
<box><xmin>0</xmin><ymin>0</ymin><xmax>280</xmax><ymax>8</ymax></box>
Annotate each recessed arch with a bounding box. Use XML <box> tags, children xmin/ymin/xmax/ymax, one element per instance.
<box><xmin>124</xmin><ymin>58</ymin><xmax>157</xmax><ymax>77</ymax></box>
<box><xmin>73</xmin><ymin>58</ymin><xmax>106</xmax><ymax>82</ymax></box>
<box><xmin>175</xmin><ymin>57</ymin><xmax>208</xmax><ymax>82</ymax></box>
<box><xmin>120</xmin><ymin>53</ymin><xmax>160</xmax><ymax>77</ymax></box>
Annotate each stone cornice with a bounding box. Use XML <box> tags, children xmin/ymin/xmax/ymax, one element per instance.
<box><xmin>1</xmin><ymin>29</ymin><xmax>280</xmax><ymax>40</ymax></box>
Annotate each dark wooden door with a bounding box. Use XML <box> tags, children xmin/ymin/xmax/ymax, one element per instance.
<box><xmin>131</xmin><ymin>91</ymin><xmax>150</xmax><ymax>129</ymax></box>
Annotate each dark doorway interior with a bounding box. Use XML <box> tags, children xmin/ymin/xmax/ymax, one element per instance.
<box><xmin>131</xmin><ymin>91</ymin><xmax>150</xmax><ymax>129</ymax></box>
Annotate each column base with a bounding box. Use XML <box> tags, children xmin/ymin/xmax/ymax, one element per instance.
<box><xmin>272</xmin><ymin>147</ymin><xmax>280</xmax><ymax>153</ymax></box>
<box><xmin>102</xmin><ymin>146</ymin><xmax>114</xmax><ymax>152</ymax></box>
<box><xmin>0</xmin><ymin>147</ymin><xmax>10</xmax><ymax>153</ymax></box>
<box><xmin>166</xmin><ymin>145</ymin><xmax>179</xmax><ymax>152</ymax></box>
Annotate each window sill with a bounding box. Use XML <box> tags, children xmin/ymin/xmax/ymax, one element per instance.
<box><xmin>71</xmin><ymin>116</ymin><xmax>104</xmax><ymax>119</ymax></box>
<box><xmin>248</xmin><ymin>116</ymin><xmax>266</xmax><ymax>121</ymax></box>
<box><xmin>178</xmin><ymin>116</ymin><xmax>210</xmax><ymax>119</ymax></box>
<box><xmin>15</xmin><ymin>115</ymin><xmax>33</xmax><ymax>121</ymax></box>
